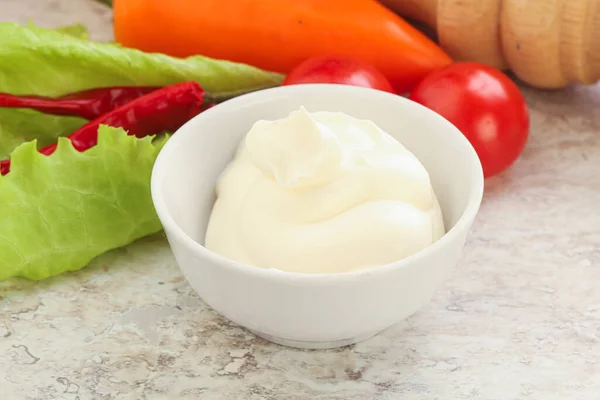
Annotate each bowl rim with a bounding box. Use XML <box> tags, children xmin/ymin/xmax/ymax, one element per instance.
<box><xmin>151</xmin><ymin>84</ymin><xmax>484</xmax><ymax>283</ymax></box>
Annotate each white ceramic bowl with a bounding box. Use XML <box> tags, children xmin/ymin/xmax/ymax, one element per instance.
<box><xmin>151</xmin><ymin>84</ymin><xmax>484</xmax><ymax>349</ymax></box>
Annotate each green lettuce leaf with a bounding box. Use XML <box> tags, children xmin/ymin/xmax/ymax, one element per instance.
<box><xmin>0</xmin><ymin>22</ymin><xmax>283</xmax><ymax>156</ymax></box>
<box><xmin>0</xmin><ymin>126</ymin><xmax>167</xmax><ymax>280</ymax></box>
<box><xmin>0</xmin><ymin>23</ymin><xmax>93</xmax><ymax>157</ymax></box>
<box><xmin>0</xmin><ymin>109</ymin><xmax>86</xmax><ymax>159</ymax></box>
<box><xmin>0</xmin><ymin>23</ymin><xmax>282</xmax><ymax>97</ymax></box>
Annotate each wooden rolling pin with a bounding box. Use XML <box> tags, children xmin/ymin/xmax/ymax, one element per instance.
<box><xmin>380</xmin><ymin>0</ymin><xmax>600</xmax><ymax>88</ymax></box>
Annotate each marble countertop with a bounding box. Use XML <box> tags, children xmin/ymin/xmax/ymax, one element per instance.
<box><xmin>1</xmin><ymin>1</ymin><xmax>599</xmax><ymax>399</ymax></box>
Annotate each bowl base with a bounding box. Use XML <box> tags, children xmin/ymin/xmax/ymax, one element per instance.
<box><xmin>249</xmin><ymin>329</ymin><xmax>381</xmax><ymax>349</ymax></box>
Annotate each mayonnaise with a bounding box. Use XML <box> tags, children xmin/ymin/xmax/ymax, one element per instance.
<box><xmin>205</xmin><ymin>107</ymin><xmax>445</xmax><ymax>274</ymax></box>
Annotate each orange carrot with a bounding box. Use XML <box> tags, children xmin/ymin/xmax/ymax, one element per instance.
<box><xmin>113</xmin><ymin>0</ymin><xmax>452</xmax><ymax>93</ymax></box>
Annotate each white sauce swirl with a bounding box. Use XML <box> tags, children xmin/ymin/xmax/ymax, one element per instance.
<box><xmin>205</xmin><ymin>107</ymin><xmax>445</xmax><ymax>273</ymax></box>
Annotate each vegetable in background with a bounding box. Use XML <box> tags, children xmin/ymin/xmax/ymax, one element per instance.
<box><xmin>0</xmin><ymin>126</ymin><xmax>167</xmax><ymax>281</ymax></box>
<box><xmin>0</xmin><ymin>86</ymin><xmax>158</xmax><ymax>120</ymax></box>
<box><xmin>283</xmin><ymin>55</ymin><xmax>395</xmax><ymax>93</ymax></box>
<box><xmin>1</xmin><ymin>82</ymin><xmax>205</xmax><ymax>175</ymax></box>
<box><xmin>0</xmin><ymin>23</ymin><xmax>281</xmax><ymax>98</ymax></box>
<box><xmin>112</xmin><ymin>0</ymin><xmax>452</xmax><ymax>93</ymax></box>
<box><xmin>0</xmin><ymin>23</ymin><xmax>283</xmax><ymax>157</ymax></box>
<box><xmin>410</xmin><ymin>62</ymin><xmax>529</xmax><ymax>178</ymax></box>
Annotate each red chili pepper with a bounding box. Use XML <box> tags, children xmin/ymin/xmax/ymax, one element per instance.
<box><xmin>0</xmin><ymin>86</ymin><xmax>159</xmax><ymax>120</ymax></box>
<box><xmin>1</xmin><ymin>81</ymin><xmax>204</xmax><ymax>175</ymax></box>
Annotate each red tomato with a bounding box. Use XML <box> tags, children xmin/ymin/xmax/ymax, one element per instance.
<box><xmin>284</xmin><ymin>55</ymin><xmax>395</xmax><ymax>93</ymax></box>
<box><xmin>409</xmin><ymin>62</ymin><xmax>529</xmax><ymax>178</ymax></box>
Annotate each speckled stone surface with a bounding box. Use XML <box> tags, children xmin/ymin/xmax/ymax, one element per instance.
<box><xmin>1</xmin><ymin>1</ymin><xmax>599</xmax><ymax>399</ymax></box>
